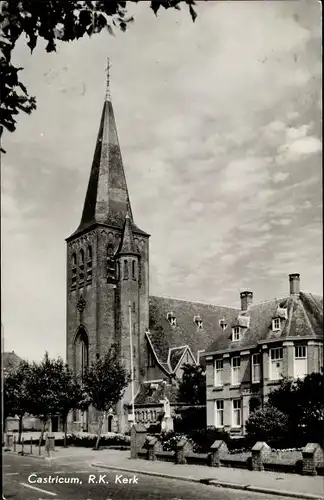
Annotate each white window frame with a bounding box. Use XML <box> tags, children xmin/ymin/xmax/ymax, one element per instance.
<box><xmin>214</xmin><ymin>359</ymin><xmax>223</xmax><ymax>387</ymax></box>
<box><xmin>269</xmin><ymin>347</ymin><xmax>283</xmax><ymax>380</ymax></box>
<box><xmin>215</xmin><ymin>400</ymin><xmax>224</xmax><ymax>428</ymax></box>
<box><xmin>232</xmin><ymin>326</ymin><xmax>240</xmax><ymax>341</ymax></box>
<box><xmin>231</xmin><ymin>356</ymin><xmax>241</xmax><ymax>385</ymax></box>
<box><xmin>294</xmin><ymin>345</ymin><xmax>307</xmax><ymax>379</ymax></box>
<box><xmin>272</xmin><ymin>318</ymin><xmax>281</xmax><ymax>331</ymax></box>
<box><xmin>232</xmin><ymin>399</ymin><xmax>241</xmax><ymax>427</ymax></box>
<box><xmin>252</xmin><ymin>353</ymin><xmax>261</xmax><ymax>383</ymax></box>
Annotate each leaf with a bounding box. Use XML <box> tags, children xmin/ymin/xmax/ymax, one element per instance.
<box><xmin>189</xmin><ymin>4</ymin><xmax>197</xmax><ymax>22</ymax></box>
<box><xmin>27</xmin><ymin>33</ymin><xmax>37</xmax><ymax>53</ymax></box>
<box><xmin>106</xmin><ymin>24</ymin><xmax>115</xmax><ymax>36</ymax></box>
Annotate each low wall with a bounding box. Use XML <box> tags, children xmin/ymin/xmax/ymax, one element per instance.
<box><xmin>130</xmin><ymin>429</ymin><xmax>324</xmax><ymax>476</ymax></box>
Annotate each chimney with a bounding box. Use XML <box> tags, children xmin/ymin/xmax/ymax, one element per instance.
<box><xmin>289</xmin><ymin>273</ymin><xmax>300</xmax><ymax>296</ymax></box>
<box><xmin>240</xmin><ymin>291</ymin><xmax>253</xmax><ymax>311</ymax></box>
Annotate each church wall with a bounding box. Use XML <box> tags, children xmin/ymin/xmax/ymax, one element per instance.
<box><xmin>135</xmin><ymin>235</ymin><xmax>150</xmax><ymax>381</ymax></box>
<box><xmin>95</xmin><ymin>228</ymin><xmax>121</xmax><ymax>358</ymax></box>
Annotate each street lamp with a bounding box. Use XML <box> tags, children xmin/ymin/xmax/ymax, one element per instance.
<box><xmin>128</xmin><ymin>302</ymin><xmax>135</xmax><ymax>425</ymax></box>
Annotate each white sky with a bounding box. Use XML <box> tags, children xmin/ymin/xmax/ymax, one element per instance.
<box><xmin>1</xmin><ymin>1</ymin><xmax>322</xmax><ymax>361</ymax></box>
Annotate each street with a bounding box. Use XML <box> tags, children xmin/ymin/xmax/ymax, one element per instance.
<box><xmin>3</xmin><ymin>453</ymin><xmax>293</xmax><ymax>500</ymax></box>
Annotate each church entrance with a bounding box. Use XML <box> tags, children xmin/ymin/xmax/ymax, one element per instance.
<box><xmin>108</xmin><ymin>415</ymin><xmax>113</xmax><ymax>432</ymax></box>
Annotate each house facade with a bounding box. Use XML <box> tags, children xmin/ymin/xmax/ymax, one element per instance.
<box><xmin>204</xmin><ymin>274</ymin><xmax>323</xmax><ymax>436</ymax></box>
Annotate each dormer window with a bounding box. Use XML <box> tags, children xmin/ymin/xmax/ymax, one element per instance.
<box><xmin>272</xmin><ymin>318</ymin><xmax>281</xmax><ymax>331</ymax></box>
<box><xmin>167</xmin><ymin>312</ymin><xmax>176</xmax><ymax>326</ymax></box>
<box><xmin>232</xmin><ymin>326</ymin><xmax>240</xmax><ymax>341</ymax></box>
<box><xmin>194</xmin><ymin>315</ymin><xmax>203</xmax><ymax>329</ymax></box>
<box><xmin>219</xmin><ymin>318</ymin><xmax>228</xmax><ymax>331</ymax></box>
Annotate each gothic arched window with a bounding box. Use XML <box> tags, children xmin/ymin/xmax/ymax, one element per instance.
<box><xmin>107</xmin><ymin>243</ymin><xmax>116</xmax><ymax>281</ymax></box>
<box><xmin>87</xmin><ymin>246</ymin><xmax>92</xmax><ymax>282</ymax></box>
<box><xmin>132</xmin><ymin>260</ymin><xmax>136</xmax><ymax>280</ymax></box>
<box><xmin>123</xmin><ymin>260</ymin><xmax>129</xmax><ymax>280</ymax></box>
<box><xmin>74</xmin><ymin>327</ymin><xmax>89</xmax><ymax>378</ymax></box>
<box><xmin>71</xmin><ymin>253</ymin><xmax>77</xmax><ymax>288</ymax></box>
<box><xmin>79</xmin><ymin>249</ymin><xmax>85</xmax><ymax>285</ymax></box>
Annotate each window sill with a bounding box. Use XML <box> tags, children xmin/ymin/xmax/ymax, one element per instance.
<box><xmin>230</xmin><ymin>384</ymin><xmax>241</xmax><ymax>389</ymax></box>
<box><xmin>251</xmin><ymin>380</ymin><xmax>261</xmax><ymax>384</ymax></box>
<box><xmin>213</xmin><ymin>385</ymin><xmax>224</xmax><ymax>391</ymax></box>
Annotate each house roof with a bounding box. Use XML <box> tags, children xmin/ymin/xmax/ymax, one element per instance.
<box><xmin>169</xmin><ymin>347</ymin><xmax>187</xmax><ymax>371</ymax></box>
<box><xmin>205</xmin><ymin>291</ymin><xmax>323</xmax><ymax>354</ymax></box>
<box><xmin>134</xmin><ymin>380</ymin><xmax>179</xmax><ymax>405</ymax></box>
<box><xmin>148</xmin><ymin>295</ymin><xmax>239</xmax><ymax>367</ymax></box>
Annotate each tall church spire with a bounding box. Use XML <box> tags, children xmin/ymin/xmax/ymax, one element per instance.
<box><xmin>105</xmin><ymin>57</ymin><xmax>111</xmax><ymax>101</ymax></box>
<box><xmin>72</xmin><ymin>62</ymin><xmax>136</xmax><ymax>236</ymax></box>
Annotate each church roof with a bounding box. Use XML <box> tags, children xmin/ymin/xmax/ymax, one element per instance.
<box><xmin>134</xmin><ymin>381</ymin><xmax>179</xmax><ymax>406</ymax></box>
<box><xmin>2</xmin><ymin>351</ymin><xmax>23</xmax><ymax>373</ymax></box>
<box><xmin>67</xmin><ymin>82</ymin><xmax>147</xmax><ymax>240</ymax></box>
<box><xmin>148</xmin><ymin>295</ymin><xmax>239</xmax><ymax>366</ymax></box>
<box><xmin>205</xmin><ymin>291</ymin><xmax>323</xmax><ymax>354</ymax></box>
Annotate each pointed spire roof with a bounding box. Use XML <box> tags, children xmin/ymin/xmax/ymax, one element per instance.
<box><xmin>118</xmin><ymin>213</ymin><xmax>139</xmax><ymax>255</ymax></box>
<box><xmin>68</xmin><ymin>60</ymin><xmax>148</xmax><ymax>240</ymax></box>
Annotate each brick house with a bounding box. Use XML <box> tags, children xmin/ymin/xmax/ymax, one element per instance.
<box><xmin>203</xmin><ymin>274</ymin><xmax>323</xmax><ymax>436</ymax></box>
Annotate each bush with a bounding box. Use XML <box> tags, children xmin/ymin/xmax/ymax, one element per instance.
<box><xmin>187</xmin><ymin>427</ymin><xmax>230</xmax><ymax>453</ymax></box>
<box><xmin>146</xmin><ymin>423</ymin><xmax>161</xmax><ymax>434</ymax></box>
<box><xmin>245</xmin><ymin>405</ymin><xmax>289</xmax><ymax>445</ymax></box>
<box><xmin>21</xmin><ymin>432</ymin><xmax>130</xmax><ymax>448</ymax></box>
<box><xmin>157</xmin><ymin>431</ymin><xmax>193</xmax><ymax>452</ymax></box>
<box><xmin>174</xmin><ymin>406</ymin><xmax>206</xmax><ymax>433</ymax></box>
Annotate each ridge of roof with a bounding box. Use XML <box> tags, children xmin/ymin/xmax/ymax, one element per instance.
<box><xmin>149</xmin><ymin>295</ymin><xmax>239</xmax><ymax>310</ymax></box>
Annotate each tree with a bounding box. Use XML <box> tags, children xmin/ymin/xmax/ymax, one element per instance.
<box><xmin>25</xmin><ymin>352</ymin><xmax>85</xmax><ymax>449</ymax></box>
<box><xmin>0</xmin><ymin>0</ymin><xmax>197</xmax><ymax>150</ymax></box>
<box><xmin>268</xmin><ymin>371</ymin><xmax>324</xmax><ymax>445</ymax></box>
<box><xmin>82</xmin><ymin>347</ymin><xmax>130</xmax><ymax>450</ymax></box>
<box><xmin>245</xmin><ymin>405</ymin><xmax>289</xmax><ymax>445</ymax></box>
<box><xmin>51</xmin><ymin>361</ymin><xmax>89</xmax><ymax>448</ymax></box>
<box><xmin>177</xmin><ymin>363</ymin><xmax>206</xmax><ymax>405</ymax></box>
<box><xmin>3</xmin><ymin>360</ymin><xmax>33</xmax><ymax>443</ymax></box>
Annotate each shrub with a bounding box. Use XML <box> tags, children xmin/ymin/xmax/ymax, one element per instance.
<box><xmin>21</xmin><ymin>432</ymin><xmax>130</xmax><ymax>448</ymax></box>
<box><xmin>157</xmin><ymin>431</ymin><xmax>192</xmax><ymax>452</ymax></box>
<box><xmin>174</xmin><ymin>406</ymin><xmax>206</xmax><ymax>433</ymax></box>
<box><xmin>245</xmin><ymin>405</ymin><xmax>289</xmax><ymax>445</ymax></box>
<box><xmin>187</xmin><ymin>427</ymin><xmax>230</xmax><ymax>453</ymax></box>
<box><xmin>146</xmin><ymin>423</ymin><xmax>161</xmax><ymax>434</ymax></box>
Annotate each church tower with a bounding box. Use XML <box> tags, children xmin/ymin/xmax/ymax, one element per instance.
<box><xmin>66</xmin><ymin>63</ymin><xmax>150</xmax><ymax>432</ymax></box>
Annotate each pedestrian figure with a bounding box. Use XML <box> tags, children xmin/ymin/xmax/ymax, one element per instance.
<box><xmin>44</xmin><ymin>429</ymin><xmax>51</xmax><ymax>459</ymax></box>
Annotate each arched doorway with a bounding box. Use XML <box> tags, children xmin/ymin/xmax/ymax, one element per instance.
<box><xmin>108</xmin><ymin>415</ymin><xmax>113</xmax><ymax>433</ymax></box>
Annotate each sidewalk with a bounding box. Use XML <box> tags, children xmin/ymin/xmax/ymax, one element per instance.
<box><xmin>5</xmin><ymin>446</ymin><xmax>324</xmax><ymax>500</ymax></box>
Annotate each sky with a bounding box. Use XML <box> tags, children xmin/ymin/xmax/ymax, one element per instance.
<box><xmin>1</xmin><ymin>1</ymin><xmax>322</xmax><ymax>362</ymax></box>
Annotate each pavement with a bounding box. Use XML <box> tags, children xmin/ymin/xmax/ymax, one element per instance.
<box><xmin>3</xmin><ymin>446</ymin><xmax>324</xmax><ymax>500</ymax></box>
<box><xmin>3</xmin><ymin>452</ymin><xmax>291</xmax><ymax>500</ymax></box>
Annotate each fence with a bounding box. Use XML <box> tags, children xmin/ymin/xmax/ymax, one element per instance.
<box><xmin>3</xmin><ymin>433</ymin><xmax>55</xmax><ymax>457</ymax></box>
<box><xmin>130</xmin><ymin>425</ymin><xmax>324</xmax><ymax>476</ymax></box>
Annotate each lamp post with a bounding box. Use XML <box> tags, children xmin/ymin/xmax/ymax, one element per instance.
<box><xmin>128</xmin><ymin>302</ymin><xmax>135</xmax><ymax>424</ymax></box>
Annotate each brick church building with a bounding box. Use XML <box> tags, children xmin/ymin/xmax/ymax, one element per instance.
<box><xmin>66</xmin><ymin>73</ymin><xmax>323</xmax><ymax>434</ymax></box>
